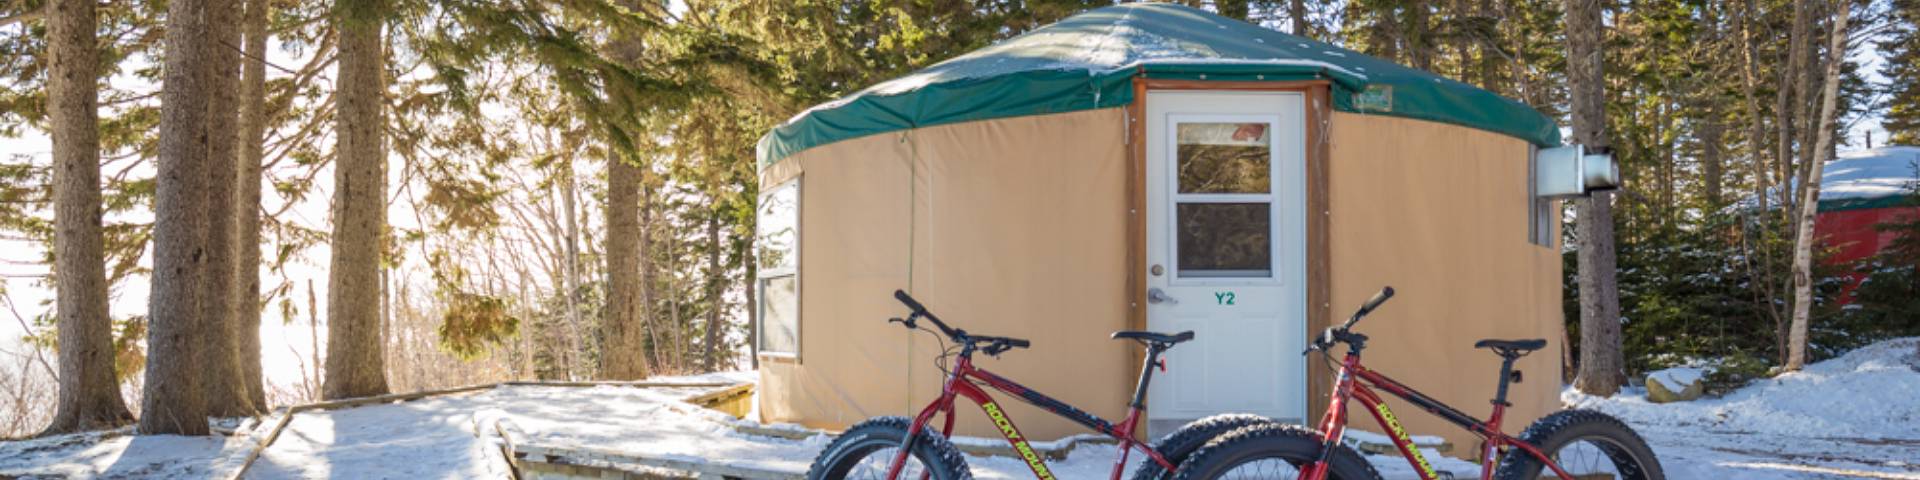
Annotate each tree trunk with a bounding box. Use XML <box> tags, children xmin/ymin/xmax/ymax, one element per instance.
<box><xmin>602</xmin><ymin>153</ymin><xmax>649</xmax><ymax>380</ymax></box>
<box><xmin>1739</xmin><ymin>0</ymin><xmax>1770</xmax><ymax>214</ymax></box>
<box><xmin>234</xmin><ymin>0</ymin><xmax>272</xmax><ymax>413</ymax></box>
<box><xmin>1777</xmin><ymin>0</ymin><xmax>1814</xmax><ymax>223</ymax></box>
<box><xmin>1789</xmin><ymin>0</ymin><xmax>1852</xmax><ymax>371</ymax></box>
<box><xmin>141</xmin><ymin>0</ymin><xmax>215</xmax><ymax>436</ymax></box>
<box><xmin>1505</xmin><ymin>0</ymin><xmax>1540</xmax><ymax>107</ymax></box>
<box><xmin>745</xmin><ymin>247</ymin><xmax>758</xmax><ymax>370</ymax></box>
<box><xmin>1565</xmin><ymin>0</ymin><xmax>1624</xmax><ymax>396</ymax></box>
<box><xmin>665</xmin><ymin>231</ymin><xmax>684</xmax><ymax>373</ymax></box>
<box><xmin>1702</xmin><ymin>116</ymin><xmax>1726</xmax><ymax>209</ymax></box>
<box><xmin>307</xmin><ymin>280</ymin><xmax>322</xmax><ymax>401</ymax></box>
<box><xmin>559</xmin><ymin>157</ymin><xmax>584</xmax><ymax>379</ymax></box>
<box><xmin>44</xmin><ymin>0</ymin><xmax>134</xmax><ymax>435</ymax></box>
<box><xmin>702</xmin><ymin>214</ymin><xmax>725</xmax><ymax>371</ymax></box>
<box><xmin>1290</xmin><ymin>0</ymin><xmax>1308</xmax><ymax>37</ymax></box>
<box><xmin>1773</xmin><ymin>0</ymin><xmax>1816</xmax><ymax>364</ymax></box>
<box><xmin>201</xmin><ymin>0</ymin><xmax>248</xmax><ymax>417</ymax></box>
<box><xmin>1407</xmin><ymin>0</ymin><xmax>1433</xmax><ymax>71</ymax></box>
<box><xmin>1477</xmin><ymin>0</ymin><xmax>1502</xmax><ymax>93</ymax></box>
<box><xmin>1738</xmin><ymin>0</ymin><xmax>1789</xmax><ymax>365</ymax></box>
<box><xmin>641</xmin><ymin>183</ymin><xmax>664</xmax><ymax>370</ymax></box>
<box><xmin>323</xmin><ymin>0</ymin><xmax>391</xmax><ymax>400</ymax></box>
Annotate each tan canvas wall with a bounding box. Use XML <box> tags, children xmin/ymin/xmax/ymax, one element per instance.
<box><xmin>1326</xmin><ymin>112</ymin><xmax>1565</xmax><ymax>454</ymax></box>
<box><xmin>758</xmin><ymin>108</ymin><xmax>1135</xmax><ymax>441</ymax></box>
<box><xmin>757</xmin><ymin>106</ymin><xmax>1566</xmax><ymax>450</ymax></box>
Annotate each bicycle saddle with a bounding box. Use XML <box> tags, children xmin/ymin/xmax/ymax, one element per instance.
<box><xmin>1474</xmin><ymin>338</ymin><xmax>1546</xmax><ymax>358</ymax></box>
<box><xmin>1112</xmin><ymin>330</ymin><xmax>1195</xmax><ymax>346</ymax></box>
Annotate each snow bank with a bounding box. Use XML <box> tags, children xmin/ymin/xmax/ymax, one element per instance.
<box><xmin>1566</xmin><ymin>337</ymin><xmax>1920</xmax><ymax>438</ymax></box>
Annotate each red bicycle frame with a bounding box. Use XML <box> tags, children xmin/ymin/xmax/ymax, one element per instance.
<box><xmin>1302</xmin><ymin>349</ymin><xmax>1578</xmax><ymax>480</ymax></box>
<box><xmin>884</xmin><ymin>353</ymin><xmax>1176</xmax><ymax>480</ymax></box>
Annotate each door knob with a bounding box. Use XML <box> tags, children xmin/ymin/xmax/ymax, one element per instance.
<box><xmin>1148</xmin><ymin>287</ymin><xmax>1178</xmax><ymax>305</ymax></box>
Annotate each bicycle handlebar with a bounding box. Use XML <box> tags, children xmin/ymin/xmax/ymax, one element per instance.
<box><xmin>1309</xmin><ymin>286</ymin><xmax>1394</xmax><ymax>354</ymax></box>
<box><xmin>892</xmin><ymin>290</ymin><xmax>1030</xmax><ymax>351</ymax></box>
<box><xmin>1343</xmin><ymin>286</ymin><xmax>1395</xmax><ymax>330</ymax></box>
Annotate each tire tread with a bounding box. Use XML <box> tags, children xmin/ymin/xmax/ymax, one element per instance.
<box><xmin>1171</xmin><ymin>423</ymin><xmax>1382</xmax><ymax>480</ymax></box>
<box><xmin>1130</xmin><ymin>413</ymin><xmax>1275</xmax><ymax>480</ymax></box>
<box><xmin>806</xmin><ymin>416</ymin><xmax>973</xmax><ymax>480</ymax></box>
<box><xmin>1492</xmin><ymin>409</ymin><xmax>1663</xmax><ymax>480</ymax></box>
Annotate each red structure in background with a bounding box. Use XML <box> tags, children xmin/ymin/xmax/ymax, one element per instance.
<box><xmin>1817</xmin><ymin>207</ymin><xmax>1917</xmax><ymax>301</ymax></box>
<box><xmin>1808</xmin><ymin>146</ymin><xmax>1920</xmax><ymax>302</ymax></box>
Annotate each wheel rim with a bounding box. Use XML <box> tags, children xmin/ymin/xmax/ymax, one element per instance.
<box><xmin>1541</xmin><ymin>436</ymin><xmax>1650</xmax><ymax>480</ymax></box>
<box><xmin>839</xmin><ymin>445</ymin><xmax>933</xmax><ymax>480</ymax></box>
<box><xmin>1207</xmin><ymin>456</ymin><xmax>1308</xmax><ymax>479</ymax></box>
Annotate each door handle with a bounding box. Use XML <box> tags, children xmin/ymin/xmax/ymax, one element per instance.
<box><xmin>1148</xmin><ymin>287</ymin><xmax>1178</xmax><ymax>305</ymax></box>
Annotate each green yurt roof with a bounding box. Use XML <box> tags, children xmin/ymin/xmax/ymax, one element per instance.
<box><xmin>756</xmin><ymin>2</ymin><xmax>1562</xmax><ymax>169</ymax></box>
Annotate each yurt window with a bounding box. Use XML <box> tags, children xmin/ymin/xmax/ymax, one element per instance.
<box><xmin>757</xmin><ymin>179</ymin><xmax>801</xmax><ymax>357</ymax></box>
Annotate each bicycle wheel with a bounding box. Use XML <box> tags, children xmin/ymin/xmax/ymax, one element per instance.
<box><xmin>1131</xmin><ymin>414</ymin><xmax>1276</xmax><ymax>480</ymax></box>
<box><xmin>1171</xmin><ymin>424</ymin><xmax>1382</xmax><ymax>480</ymax></box>
<box><xmin>1493</xmin><ymin>410</ymin><xmax>1664</xmax><ymax>480</ymax></box>
<box><xmin>806</xmin><ymin>416</ymin><xmax>972</xmax><ymax>480</ymax></box>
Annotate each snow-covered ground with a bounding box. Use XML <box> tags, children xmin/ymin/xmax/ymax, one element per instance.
<box><xmin>0</xmin><ymin>427</ymin><xmax>247</xmax><ymax>478</ymax></box>
<box><xmin>1564</xmin><ymin>337</ymin><xmax>1920</xmax><ymax>479</ymax></box>
<box><xmin>4</xmin><ymin>339</ymin><xmax>1917</xmax><ymax>479</ymax></box>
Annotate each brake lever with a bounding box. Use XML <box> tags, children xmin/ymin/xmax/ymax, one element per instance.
<box><xmin>888</xmin><ymin>317</ymin><xmax>916</xmax><ymax>329</ymax></box>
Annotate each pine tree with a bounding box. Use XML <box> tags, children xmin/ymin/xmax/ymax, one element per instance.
<box><xmin>1883</xmin><ymin>0</ymin><xmax>1920</xmax><ymax>145</ymax></box>
<box><xmin>234</xmin><ymin>0</ymin><xmax>273</xmax><ymax>412</ymax></box>
<box><xmin>603</xmin><ymin>150</ymin><xmax>650</xmax><ymax>380</ymax></box>
<box><xmin>44</xmin><ymin>0</ymin><xmax>134</xmax><ymax>435</ymax></box>
<box><xmin>141</xmin><ymin>0</ymin><xmax>218</xmax><ymax>436</ymax></box>
<box><xmin>1567</xmin><ymin>0</ymin><xmax>1626</xmax><ymax>396</ymax></box>
<box><xmin>324</xmin><ymin>0</ymin><xmax>392</xmax><ymax>400</ymax></box>
<box><xmin>201</xmin><ymin>0</ymin><xmax>250</xmax><ymax>416</ymax></box>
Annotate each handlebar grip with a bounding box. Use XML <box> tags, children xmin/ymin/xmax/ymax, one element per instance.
<box><xmin>894</xmin><ymin>289</ymin><xmax>928</xmax><ymax>313</ymax></box>
<box><xmin>1344</xmin><ymin>286</ymin><xmax>1395</xmax><ymax>329</ymax></box>
<box><xmin>1004</xmin><ymin>338</ymin><xmax>1031</xmax><ymax>348</ymax></box>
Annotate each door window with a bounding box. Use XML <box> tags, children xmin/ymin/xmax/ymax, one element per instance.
<box><xmin>1172</xmin><ymin>120</ymin><xmax>1276</xmax><ymax>279</ymax></box>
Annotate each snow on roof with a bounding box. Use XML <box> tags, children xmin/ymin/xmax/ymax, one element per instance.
<box><xmin>1821</xmin><ymin>146</ymin><xmax>1920</xmax><ymax>201</ymax></box>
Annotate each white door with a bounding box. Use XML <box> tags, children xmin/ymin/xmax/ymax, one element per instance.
<box><xmin>1144</xmin><ymin>91</ymin><xmax>1309</xmax><ymax>436</ymax></box>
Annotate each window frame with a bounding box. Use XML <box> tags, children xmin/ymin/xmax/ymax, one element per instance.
<box><xmin>1166</xmin><ymin>114</ymin><xmax>1285</xmax><ymax>285</ymax></box>
<box><xmin>756</xmin><ymin>177</ymin><xmax>801</xmax><ymax>360</ymax></box>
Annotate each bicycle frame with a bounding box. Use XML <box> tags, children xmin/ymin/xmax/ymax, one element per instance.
<box><xmin>885</xmin><ymin>352</ymin><xmax>1176</xmax><ymax>480</ymax></box>
<box><xmin>1304</xmin><ymin>350</ymin><xmax>1578</xmax><ymax>480</ymax></box>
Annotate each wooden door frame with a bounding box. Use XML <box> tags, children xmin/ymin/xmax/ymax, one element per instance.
<box><xmin>1125</xmin><ymin>77</ymin><xmax>1334</xmax><ymax>432</ymax></box>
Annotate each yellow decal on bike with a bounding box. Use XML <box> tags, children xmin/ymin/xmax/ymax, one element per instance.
<box><xmin>1374</xmin><ymin>402</ymin><xmax>1438</xmax><ymax>479</ymax></box>
<box><xmin>982</xmin><ymin>402</ymin><xmax>1054</xmax><ymax>479</ymax></box>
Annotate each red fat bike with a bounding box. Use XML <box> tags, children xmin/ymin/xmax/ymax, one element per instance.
<box><xmin>1172</xmin><ymin>287</ymin><xmax>1664</xmax><ymax>480</ymax></box>
<box><xmin>807</xmin><ymin>290</ymin><xmax>1279</xmax><ymax>480</ymax></box>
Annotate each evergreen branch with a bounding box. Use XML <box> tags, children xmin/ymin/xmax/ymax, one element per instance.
<box><xmin>0</xmin><ymin>6</ymin><xmax>43</xmax><ymax>30</ymax></box>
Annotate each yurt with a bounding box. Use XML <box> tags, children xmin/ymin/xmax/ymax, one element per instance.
<box><xmin>1813</xmin><ymin>147</ymin><xmax>1920</xmax><ymax>292</ymax></box>
<box><xmin>751</xmin><ymin>3</ymin><xmax>1611</xmax><ymax>451</ymax></box>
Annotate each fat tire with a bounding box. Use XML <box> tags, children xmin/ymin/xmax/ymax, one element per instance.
<box><xmin>806</xmin><ymin>416</ymin><xmax>972</xmax><ymax>480</ymax></box>
<box><xmin>1130</xmin><ymin>413</ymin><xmax>1276</xmax><ymax>480</ymax></box>
<box><xmin>1492</xmin><ymin>409</ymin><xmax>1664</xmax><ymax>480</ymax></box>
<box><xmin>1171</xmin><ymin>423</ymin><xmax>1382</xmax><ymax>480</ymax></box>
